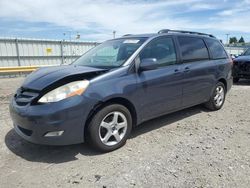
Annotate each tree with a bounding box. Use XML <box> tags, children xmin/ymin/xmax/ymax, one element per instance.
<box><xmin>229</xmin><ymin>37</ymin><xmax>238</xmax><ymax>44</ymax></box>
<box><xmin>239</xmin><ymin>36</ymin><xmax>245</xmax><ymax>44</ymax></box>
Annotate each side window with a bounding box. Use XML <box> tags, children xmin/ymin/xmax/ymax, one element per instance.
<box><xmin>205</xmin><ymin>39</ymin><xmax>228</xmax><ymax>59</ymax></box>
<box><xmin>139</xmin><ymin>37</ymin><xmax>177</xmax><ymax>67</ymax></box>
<box><xmin>178</xmin><ymin>37</ymin><xmax>209</xmax><ymax>62</ymax></box>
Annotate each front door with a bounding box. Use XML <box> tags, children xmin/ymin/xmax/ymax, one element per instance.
<box><xmin>136</xmin><ymin>36</ymin><xmax>183</xmax><ymax>121</ymax></box>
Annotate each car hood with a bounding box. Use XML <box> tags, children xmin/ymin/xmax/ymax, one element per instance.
<box><xmin>22</xmin><ymin>65</ymin><xmax>107</xmax><ymax>91</ymax></box>
<box><xmin>234</xmin><ymin>55</ymin><xmax>250</xmax><ymax>62</ymax></box>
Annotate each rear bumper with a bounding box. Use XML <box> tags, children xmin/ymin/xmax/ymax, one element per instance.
<box><xmin>227</xmin><ymin>77</ymin><xmax>233</xmax><ymax>92</ymax></box>
<box><xmin>9</xmin><ymin>95</ymin><xmax>97</xmax><ymax>145</ymax></box>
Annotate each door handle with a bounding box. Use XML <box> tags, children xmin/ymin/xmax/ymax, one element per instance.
<box><xmin>184</xmin><ymin>67</ymin><xmax>190</xmax><ymax>73</ymax></box>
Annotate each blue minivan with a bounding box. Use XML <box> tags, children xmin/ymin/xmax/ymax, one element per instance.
<box><xmin>9</xmin><ymin>30</ymin><xmax>233</xmax><ymax>152</ymax></box>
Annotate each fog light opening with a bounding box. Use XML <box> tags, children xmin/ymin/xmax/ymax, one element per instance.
<box><xmin>44</xmin><ymin>131</ymin><xmax>64</xmax><ymax>137</ymax></box>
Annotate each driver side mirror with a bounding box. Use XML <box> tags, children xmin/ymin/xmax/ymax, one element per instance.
<box><xmin>139</xmin><ymin>58</ymin><xmax>158</xmax><ymax>71</ymax></box>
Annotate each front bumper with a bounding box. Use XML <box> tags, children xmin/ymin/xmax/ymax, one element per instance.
<box><xmin>233</xmin><ymin>62</ymin><xmax>250</xmax><ymax>79</ymax></box>
<box><xmin>9</xmin><ymin>95</ymin><xmax>97</xmax><ymax>145</ymax></box>
<box><xmin>234</xmin><ymin>73</ymin><xmax>250</xmax><ymax>79</ymax></box>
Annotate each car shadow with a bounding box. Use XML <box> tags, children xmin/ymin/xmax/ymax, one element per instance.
<box><xmin>131</xmin><ymin>105</ymin><xmax>206</xmax><ymax>138</ymax></box>
<box><xmin>5</xmin><ymin>129</ymin><xmax>101</xmax><ymax>163</ymax></box>
<box><xmin>5</xmin><ymin>105</ymin><xmax>207</xmax><ymax>164</ymax></box>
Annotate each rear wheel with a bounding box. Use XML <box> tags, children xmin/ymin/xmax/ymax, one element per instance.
<box><xmin>87</xmin><ymin>104</ymin><xmax>132</xmax><ymax>152</ymax></box>
<box><xmin>233</xmin><ymin>77</ymin><xmax>239</xmax><ymax>83</ymax></box>
<box><xmin>204</xmin><ymin>82</ymin><xmax>226</xmax><ymax>111</ymax></box>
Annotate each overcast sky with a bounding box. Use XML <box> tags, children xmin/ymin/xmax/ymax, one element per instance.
<box><xmin>0</xmin><ymin>0</ymin><xmax>250</xmax><ymax>42</ymax></box>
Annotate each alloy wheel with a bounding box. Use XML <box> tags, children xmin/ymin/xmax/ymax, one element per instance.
<box><xmin>214</xmin><ymin>85</ymin><xmax>225</xmax><ymax>108</ymax></box>
<box><xmin>98</xmin><ymin>111</ymin><xmax>128</xmax><ymax>146</ymax></box>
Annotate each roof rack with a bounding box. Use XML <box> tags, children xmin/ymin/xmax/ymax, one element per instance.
<box><xmin>123</xmin><ymin>34</ymin><xmax>132</xmax><ymax>37</ymax></box>
<box><xmin>158</xmin><ymin>29</ymin><xmax>215</xmax><ymax>38</ymax></box>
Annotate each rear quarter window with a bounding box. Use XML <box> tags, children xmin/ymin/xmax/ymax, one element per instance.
<box><xmin>205</xmin><ymin>39</ymin><xmax>228</xmax><ymax>59</ymax></box>
<box><xmin>178</xmin><ymin>36</ymin><xmax>209</xmax><ymax>62</ymax></box>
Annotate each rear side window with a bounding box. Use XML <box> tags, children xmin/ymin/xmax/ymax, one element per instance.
<box><xmin>205</xmin><ymin>39</ymin><xmax>228</xmax><ymax>59</ymax></box>
<box><xmin>139</xmin><ymin>37</ymin><xmax>177</xmax><ymax>67</ymax></box>
<box><xmin>178</xmin><ymin>37</ymin><xmax>209</xmax><ymax>62</ymax></box>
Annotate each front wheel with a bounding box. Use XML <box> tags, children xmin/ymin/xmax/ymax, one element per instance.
<box><xmin>87</xmin><ymin>104</ymin><xmax>132</xmax><ymax>152</ymax></box>
<box><xmin>204</xmin><ymin>82</ymin><xmax>226</xmax><ymax>111</ymax></box>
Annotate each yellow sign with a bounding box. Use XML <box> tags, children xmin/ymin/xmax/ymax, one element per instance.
<box><xmin>46</xmin><ymin>48</ymin><xmax>52</xmax><ymax>54</ymax></box>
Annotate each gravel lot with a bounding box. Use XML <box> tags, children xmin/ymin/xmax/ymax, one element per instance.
<box><xmin>0</xmin><ymin>77</ymin><xmax>250</xmax><ymax>188</ymax></box>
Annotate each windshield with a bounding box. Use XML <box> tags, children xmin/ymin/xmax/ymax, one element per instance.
<box><xmin>243</xmin><ymin>48</ymin><xmax>250</xmax><ymax>56</ymax></box>
<box><xmin>73</xmin><ymin>38</ymin><xmax>147</xmax><ymax>68</ymax></box>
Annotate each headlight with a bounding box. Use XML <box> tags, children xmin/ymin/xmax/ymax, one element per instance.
<box><xmin>38</xmin><ymin>80</ymin><xmax>89</xmax><ymax>103</ymax></box>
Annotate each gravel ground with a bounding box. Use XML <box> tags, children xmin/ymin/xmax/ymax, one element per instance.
<box><xmin>0</xmin><ymin>77</ymin><xmax>250</xmax><ymax>188</ymax></box>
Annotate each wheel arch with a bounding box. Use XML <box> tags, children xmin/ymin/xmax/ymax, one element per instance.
<box><xmin>218</xmin><ymin>78</ymin><xmax>227</xmax><ymax>92</ymax></box>
<box><xmin>84</xmin><ymin>97</ymin><xmax>138</xmax><ymax>140</ymax></box>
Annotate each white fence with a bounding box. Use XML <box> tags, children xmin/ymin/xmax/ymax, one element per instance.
<box><xmin>1</xmin><ymin>38</ymin><xmax>249</xmax><ymax>68</ymax></box>
<box><xmin>224</xmin><ymin>46</ymin><xmax>247</xmax><ymax>56</ymax></box>
<box><xmin>0</xmin><ymin>38</ymin><xmax>98</xmax><ymax>67</ymax></box>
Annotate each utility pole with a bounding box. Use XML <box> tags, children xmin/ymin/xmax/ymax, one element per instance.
<box><xmin>63</xmin><ymin>31</ymin><xmax>73</xmax><ymax>61</ymax></box>
<box><xmin>76</xmin><ymin>32</ymin><xmax>80</xmax><ymax>40</ymax></box>
<box><xmin>226</xmin><ymin>34</ymin><xmax>230</xmax><ymax>46</ymax></box>
<box><xmin>113</xmin><ymin>31</ymin><xmax>116</xmax><ymax>39</ymax></box>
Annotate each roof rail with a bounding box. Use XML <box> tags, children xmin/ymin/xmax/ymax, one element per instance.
<box><xmin>158</xmin><ymin>29</ymin><xmax>215</xmax><ymax>38</ymax></box>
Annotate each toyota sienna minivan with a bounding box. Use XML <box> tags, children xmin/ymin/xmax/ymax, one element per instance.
<box><xmin>10</xmin><ymin>29</ymin><xmax>233</xmax><ymax>152</ymax></box>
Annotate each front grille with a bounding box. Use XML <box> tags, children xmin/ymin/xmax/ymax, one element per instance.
<box><xmin>238</xmin><ymin>62</ymin><xmax>250</xmax><ymax>72</ymax></box>
<box><xmin>14</xmin><ymin>87</ymin><xmax>40</xmax><ymax>106</ymax></box>
<box><xmin>18</xmin><ymin>126</ymin><xmax>33</xmax><ymax>136</ymax></box>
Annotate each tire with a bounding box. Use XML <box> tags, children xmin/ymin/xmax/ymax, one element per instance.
<box><xmin>204</xmin><ymin>82</ymin><xmax>226</xmax><ymax>111</ymax></box>
<box><xmin>233</xmin><ymin>77</ymin><xmax>239</xmax><ymax>83</ymax></box>
<box><xmin>87</xmin><ymin>104</ymin><xmax>132</xmax><ymax>152</ymax></box>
